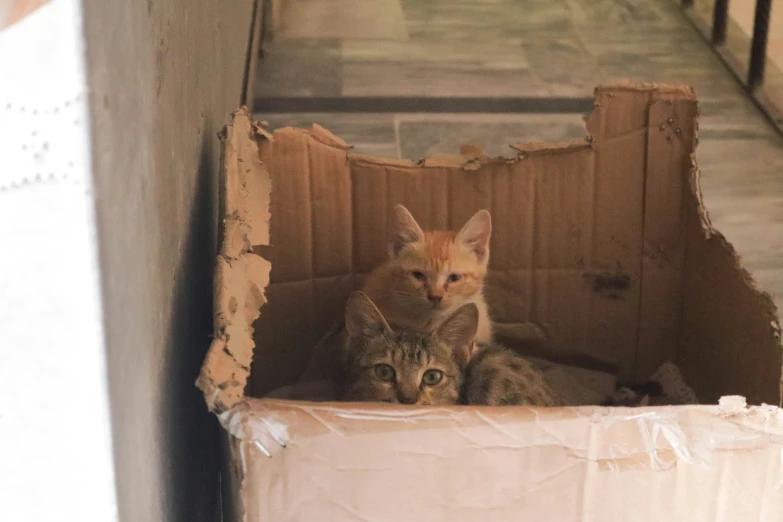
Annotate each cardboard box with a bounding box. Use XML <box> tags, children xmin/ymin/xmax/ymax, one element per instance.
<box><xmin>198</xmin><ymin>83</ymin><xmax>783</xmax><ymax>521</ymax></box>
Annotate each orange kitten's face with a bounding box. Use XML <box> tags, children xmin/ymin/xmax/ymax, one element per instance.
<box><xmin>393</xmin><ymin>232</ymin><xmax>485</xmax><ymax>311</ymax></box>
<box><xmin>386</xmin><ymin>206</ymin><xmax>492</xmax><ymax>313</ymax></box>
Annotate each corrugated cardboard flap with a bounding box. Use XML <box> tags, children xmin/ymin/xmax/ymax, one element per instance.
<box><xmin>679</xmin><ymin>149</ymin><xmax>783</xmax><ymax>404</ymax></box>
<box><xmin>197</xmin><ymin>107</ymin><xmax>272</xmax><ymax>413</ymax></box>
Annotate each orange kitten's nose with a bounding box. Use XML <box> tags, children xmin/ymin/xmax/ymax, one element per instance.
<box><xmin>427</xmin><ymin>294</ymin><xmax>442</xmax><ymax>305</ymax></box>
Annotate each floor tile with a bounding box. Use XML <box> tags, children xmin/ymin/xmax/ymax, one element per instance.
<box><xmin>349</xmin><ymin>143</ymin><xmax>401</xmax><ymax>158</ymax></box>
<box><xmin>273</xmin><ymin>0</ymin><xmax>408</xmax><ymax>40</ymax></box>
<box><xmin>341</xmin><ymin>40</ymin><xmax>531</xmax><ymax>70</ymax></box>
<box><xmin>257</xmin><ymin>113</ymin><xmax>397</xmax><ymax>144</ymax></box>
<box><xmin>256</xmin><ymin>40</ymin><xmax>342</xmax><ymax>97</ymax></box>
<box><xmin>397</xmin><ymin>114</ymin><xmax>587</xmax><ymax>159</ymax></box>
<box><xmin>341</xmin><ymin>62</ymin><xmax>542</xmax><ymax>97</ymax></box>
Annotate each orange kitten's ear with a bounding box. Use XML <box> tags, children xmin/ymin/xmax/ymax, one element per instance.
<box><xmin>345</xmin><ymin>291</ymin><xmax>391</xmax><ymax>339</ymax></box>
<box><xmin>457</xmin><ymin>209</ymin><xmax>492</xmax><ymax>263</ymax></box>
<box><xmin>389</xmin><ymin>204</ymin><xmax>424</xmax><ymax>257</ymax></box>
<box><xmin>436</xmin><ymin>303</ymin><xmax>479</xmax><ymax>368</ymax></box>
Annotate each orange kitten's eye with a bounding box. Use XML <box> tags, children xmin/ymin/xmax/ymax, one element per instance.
<box><xmin>447</xmin><ymin>274</ymin><xmax>462</xmax><ymax>283</ymax></box>
<box><xmin>373</xmin><ymin>364</ymin><xmax>396</xmax><ymax>382</ymax></box>
<box><xmin>411</xmin><ymin>271</ymin><xmax>426</xmax><ymax>281</ymax></box>
<box><xmin>421</xmin><ymin>369</ymin><xmax>443</xmax><ymax>386</ymax></box>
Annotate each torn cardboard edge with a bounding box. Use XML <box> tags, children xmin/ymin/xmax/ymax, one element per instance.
<box><xmin>197</xmin><ymin>82</ymin><xmax>783</xmax><ymax>415</ymax></box>
<box><xmin>688</xmin><ymin>151</ymin><xmax>781</xmax><ymax>317</ymax></box>
<box><xmin>681</xmin><ymin>100</ymin><xmax>779</xmax><ymax>322</ymax></box>
<box><xmin>196</xmin><ymin>110</ymin><xmax>272</xmax><ymax>413</ymax></box>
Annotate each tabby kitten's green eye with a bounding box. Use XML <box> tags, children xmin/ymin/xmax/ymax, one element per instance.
<box><xmin>421</xmin><ymin>369</ymin><xmax>443</xmax><ymax>386</ymax></box>
<box><xmin>373</xmin><ymin>364</ymin><xmax>396</xmax><ymax>382</ymax></box>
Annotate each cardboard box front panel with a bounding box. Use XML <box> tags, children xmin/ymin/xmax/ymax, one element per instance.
<box><xmin>225</xmin><ymin>399</ymin><xmax>783</xmax><ymax>522</ymax></box>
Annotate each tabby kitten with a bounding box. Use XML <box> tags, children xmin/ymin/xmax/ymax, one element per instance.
<box><xmin>362</xmin><ymin>204</ymin><xmax>493</xmax><ymax>344</ymax></box>
<box><xmin>462</xmin><ymin>345</ymin><xmax>564</xmax><ymax>407</ymax></box>
<box><xmin>298</xmin><ymin>204</ymin><xmax>493</xmax><ymax>383</ymax></box>
<box><xmin>339</xmin><ymin>291</ymin><xmax>477</xmax><ymax>405</ymax></box>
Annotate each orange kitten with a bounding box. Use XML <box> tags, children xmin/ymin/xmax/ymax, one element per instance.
<box><xmin>298</xmin><ymin>205</ymin><xmax>493</xmax><ymax>383</ymax></box>
<box><xmin>362</xmin><ymin>204</ymin><xmax>493</xmax><ymax>345</ymax></box>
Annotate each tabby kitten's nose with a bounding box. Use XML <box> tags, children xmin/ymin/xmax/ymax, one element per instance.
<box><xmin>397</xmin><ymin>391</ymin><xmax>418</xmax><ymax>404</ymax></box>
<box><xmin>427</xmin><ymin>294</ymin><xmax>442</xmax><ymax>304</ymax></box>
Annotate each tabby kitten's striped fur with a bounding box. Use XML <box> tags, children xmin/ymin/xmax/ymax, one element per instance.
<box><xmin>340</xmin><ymin>292</ymin><xmax>476</xmax><ymax>405</ymax></box>
<box><xmin>462</xmin><ymin>345</ymin><xmax>564</xmax><ymax>407</ymax></box>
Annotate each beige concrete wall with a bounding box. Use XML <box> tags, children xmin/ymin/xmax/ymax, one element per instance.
<box><xmin>82</xmin><ymin>1</ymin><xmax>255</xmax><ymax>521</ymax></box>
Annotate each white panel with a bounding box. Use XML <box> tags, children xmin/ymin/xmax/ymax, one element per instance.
<box><xmin>0</xmin><ymin>2</ymin><xmax>118</xmax><ymax>521</ymax></box>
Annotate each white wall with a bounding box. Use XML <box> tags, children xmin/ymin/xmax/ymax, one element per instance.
<box><xmin>0</xmin><ymin>1</ymin><xmax>118</xmax><ymax>520</ymax></box>
<box><xmin>0</xmin><ymin>0</ymin><xmax>255</xmax><ymax>521</ymax></box>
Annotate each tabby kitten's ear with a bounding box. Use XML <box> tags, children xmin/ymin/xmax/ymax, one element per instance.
<box><xmin>457</xmin><ymin>209</ymin><xmax>492</xmax><ymax>263</ymax></box>
<box><xmin>389</xmin><ymin>204</ymin><xmax>425</xmax><ymax>257</ymax></box>
<box><xmin>436</xmin><ymin>303</ymin><xmax>479</xmax><ymax>368</ymax></box>
<box><xmin>345</xmin><ymin>291</ymin><xmax>392</xmax><ymax>339</ymax></box>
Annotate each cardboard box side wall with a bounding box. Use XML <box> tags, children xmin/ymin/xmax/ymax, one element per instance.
<box><xmin>632</xmin><ymin>92</ymin><xmax>692</xmax><ymax>379</ymax></box>
<box><xmin>679</xmin><ymin>185</ymin><xmax>782</xmax><ymax>404</ymax></box>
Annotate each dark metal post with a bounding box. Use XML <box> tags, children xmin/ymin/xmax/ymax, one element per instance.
<box><xmin>712</xmin><ymin>0</ymin><xmax>729</xmax><ymax>45</ymax></box>
<box><xmin>748</xmin><ymin>0</ymin><xmax>772</xmax><ymax>90</ymax></box>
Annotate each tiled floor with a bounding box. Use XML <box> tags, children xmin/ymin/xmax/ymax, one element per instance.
<box><xmin>256</xmin><ymin>0</ymin><xmax>783</xmax><ymax>308</ymax></box>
